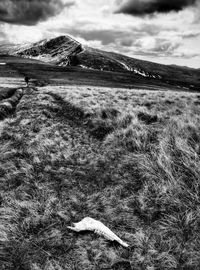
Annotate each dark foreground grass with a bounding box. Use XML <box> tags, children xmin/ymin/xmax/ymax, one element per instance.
<box><xmin>1</xmin><ymin>86</ymin><xmax>200</xmax><ymax>270</ymax></box>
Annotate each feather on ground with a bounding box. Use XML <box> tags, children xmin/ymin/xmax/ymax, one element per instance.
<box><xmin>67</xmin><ymin>217</ymin><xmax>129</xmax><ymax>248</ymax></box>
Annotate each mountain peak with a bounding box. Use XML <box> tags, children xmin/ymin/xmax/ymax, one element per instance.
<box><xmin>10</xmin><ymin>35</ymin><xmax>83</xmax><ymax>65</ymax></box>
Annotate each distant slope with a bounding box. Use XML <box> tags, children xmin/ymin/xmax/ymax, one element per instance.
<box><xmin>1</xmin><ymin>35</ymin><xmax>200</xmax><ymax>90</ymax></box>
<box><xmin>77</xmin><ymin>47</ymin><xmax>200</xmax><ymax>90</ymax></box>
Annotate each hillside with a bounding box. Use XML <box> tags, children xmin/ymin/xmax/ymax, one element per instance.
<box><xmin>1</xmin><ymin>34</ymin><xmax>200</xmax><ymax>269</ymax></box>
<box><xmin>2</xmin><ymin>35</ymin><xmax>200</xmax><ymax>91</ymax></box>
<box><xmin>1</xmin><ymin>55</ymin><xmax>184</xmax><ymax>91</ymax></box>
<box><xmin>1</xmin><ymin>80</ymin><xmax>200</xmax><ymax>269</ymax></box>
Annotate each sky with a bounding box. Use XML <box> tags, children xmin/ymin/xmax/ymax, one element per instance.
<box><xmin>0</xmin><ymin>0</ymin><xmax>200</xmax><ymax>68</ymax></box>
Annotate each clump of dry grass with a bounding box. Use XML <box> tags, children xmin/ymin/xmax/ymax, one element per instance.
<box><xmin>137</xmin><ymin>111</ymin><xmax>158</xmax><ymax>125</ymax></box>
<box><xmin>1</xmin><ymin>85</ymin><xmax>200</xmax><ymax>269</ymax></box>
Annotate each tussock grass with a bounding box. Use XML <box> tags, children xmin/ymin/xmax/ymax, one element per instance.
<box><xmin>137</xmin><ymin>111</ymin><xmax>158</xmax><ymax>125</ymax></box>
<box><xmin>1</xmin><ymin>85</ymin><xmax>200</xmax><ymax>269</ymax></box>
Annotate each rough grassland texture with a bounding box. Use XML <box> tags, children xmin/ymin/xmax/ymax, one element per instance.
<box><xmin>1</xmin><ymin>85</ymin><xmax>200</xmax><ymax>270</ymax></box>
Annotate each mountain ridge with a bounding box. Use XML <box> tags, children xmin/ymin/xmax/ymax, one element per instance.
<box><xmin>1</xmin><ymin>35</ymin><xmax>200</xmax><ymax>90</ymax></box>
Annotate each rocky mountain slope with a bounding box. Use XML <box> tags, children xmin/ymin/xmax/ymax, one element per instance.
<box><xmin>2</xmin><ymin>36</ymin><xmax>83</xmax><ymax>66</ymax></box>
<box><xmin>1</xmin><ymin>35</ymin><xmax>200</xmax><ymax>90</ymax></box>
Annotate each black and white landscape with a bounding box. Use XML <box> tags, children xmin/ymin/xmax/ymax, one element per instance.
<box><xmin>1</xmin><ymin>1</ymin><xmax>200</xmax><ymax>270</ymax></box>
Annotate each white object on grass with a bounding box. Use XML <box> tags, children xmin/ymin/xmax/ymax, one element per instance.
<box><xmin>67</xmin><ymin>217</ymin><xmax>129</xmax><ymax>248</ymax></box>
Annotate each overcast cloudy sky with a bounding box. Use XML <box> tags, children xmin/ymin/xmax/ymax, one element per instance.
<box><xmin>0</xmin><ymin>0</ymin><xmax>200</xmax><ymax>68</ymax></box>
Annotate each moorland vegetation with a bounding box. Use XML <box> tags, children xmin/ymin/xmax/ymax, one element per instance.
<box><xmin>1</xmin><ymin>85</ymin><xmax>200</xmax><ymax>270</ymax></box>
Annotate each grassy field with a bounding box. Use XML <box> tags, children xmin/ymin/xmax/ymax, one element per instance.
<box><xmin>1</xmin><ymin>83</ymin><xmax>200</xmax><ymax>270</ymax></box>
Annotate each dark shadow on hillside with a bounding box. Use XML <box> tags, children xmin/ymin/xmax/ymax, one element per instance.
<box><xmin>47</xmin><ymin>92</ymin><xmax>86</xmax><ymax>124</ymax></box>
<box><xmin>47</xmin><ymin>92</ymin><xmax>116</xmax><ymax>140</ymax></box>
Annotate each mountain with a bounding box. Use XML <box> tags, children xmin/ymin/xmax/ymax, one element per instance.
<box><xmin>2</xmin><ymin>36</ymin><xmax>82</xmax><ymax>66</ymax></box>
<box><xmin>1</xmin><ymin>35</ymin><xmax>200</xmax><ymax>90</ymax></box>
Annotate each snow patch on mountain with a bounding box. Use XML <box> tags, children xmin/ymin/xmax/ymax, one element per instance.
<box><xmin>117</xmin><ymin>61</ymin><xmax>133</xmax><ymax>71</ymax></box>
<box><xmin>133</xmin><ymin>68</ymin><xmax>162</xmax><ymax>79</ymax></box>
<box><xmin>79</xmin><ymin>65</ymin><xmax>95</xmax><ymax>70</ymax></box>
<box><xmin>134</xmin><ymin>68</ymin><xmax>149</xmax><ymax>77</ymax></box>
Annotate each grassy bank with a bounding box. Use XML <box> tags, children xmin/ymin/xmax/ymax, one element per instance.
<box><xmin>1</xmin><ymin>85</ymin><xmax>200</xmax><ymax>270</ymax></box>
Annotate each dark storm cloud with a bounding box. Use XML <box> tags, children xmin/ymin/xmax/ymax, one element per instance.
<box><xmin>116</xmin><ymin>0</ymin><xmax>198</xmax><ymax>15</ymax></box>
<box><xmin>0</xmin><ymin>0</ymin><xmax>74</xmax><ymax>25</ymax></box>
